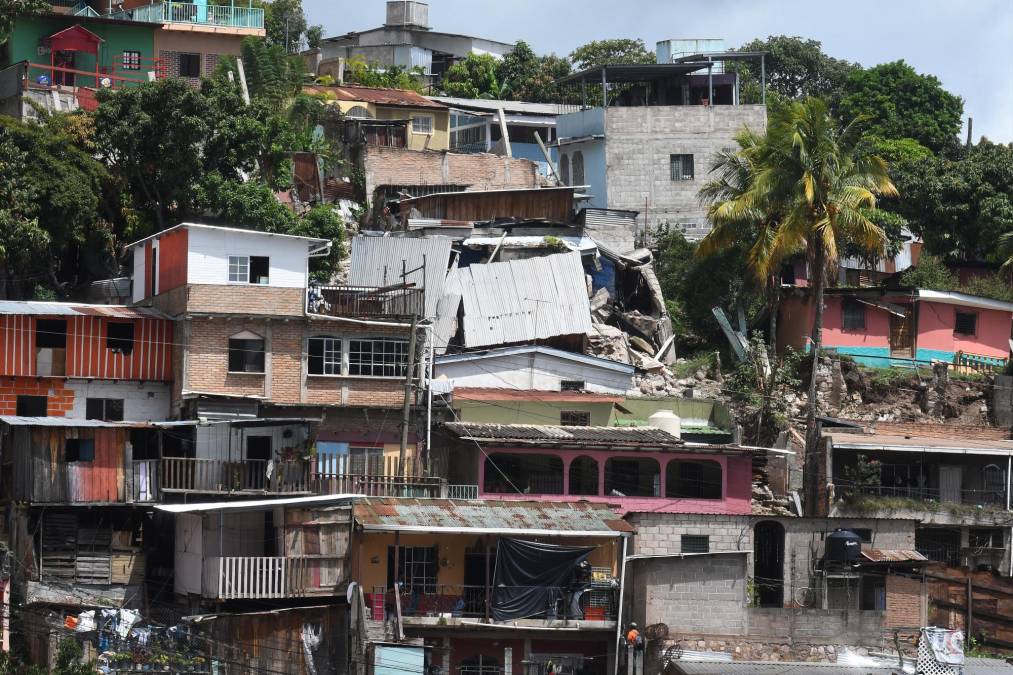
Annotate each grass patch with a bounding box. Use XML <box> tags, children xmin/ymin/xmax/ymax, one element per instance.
<box><xmin>672</xmin><ymin>352</ymin><xmax>713</xmax><ymax>379</ymax></box>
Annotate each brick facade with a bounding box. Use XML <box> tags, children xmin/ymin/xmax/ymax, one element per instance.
<box><xmin>149</xmin><ymin>285</ymin><xmax>307</xmax><ymax>318</ymax></box>
<box><xmin>181</xmin><ymin>317</ymin><xmax>409</xmax><ymax>408</ymax></box>
<box><xmin>885</xmin><ymin>574</ymin><xmax>925</xmax><ymax>629</ymax></box>
<box><xmin>0</xmin><ymin>377</ymin><xmax>73</xmax><ymax>416</ymax></box>
<box><xmin>363</xmin><ymin>147</ymin><xmax>540</xmax><ymax>199</ymax></box>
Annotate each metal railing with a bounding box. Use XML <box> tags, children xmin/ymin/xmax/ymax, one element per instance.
<box><xmin>131</xmin><ymin>1</ymin><xmax>264</xmax><ymax>28</ymax></box>
<box><xmin>836</xmin><ymin>482</ymin><xmax>1008</xmax><ymax>507</ymax></box>
<box><xmin>158</xmin><ymin>457</ymin><xmax>312</xmax><ymax>494</ymax></box>
<box><xmin>315</xmin><ymin>472</ymin><xmax>446</xmax><ymax>498</ymax></box>
<box><xmin>307</xmin><ymin>285</ymin><xmax>425</xmax><ymax>318</ymax></box>
<box><xmin>953</xmin><ymin>350</ymin><xmax>1007</xmax><ymax>375</ymax></box>
<box><xmin>206</xmin><ymin>556</ymin><xmax>309</xmax><ymax>600</ymax></box>
<box><xmin>446</xmin><ymin>484</ymin><xmax>479</xmax><ymax>500</ymax></box>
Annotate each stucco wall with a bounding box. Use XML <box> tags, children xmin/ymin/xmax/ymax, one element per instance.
<box><xmin>435</xmin><ymin>350</ymin><xmax>633</xmax><ymax>394</ymax></box>
<box><xmin>603</xmin><ymin>104</ymin><xmax>766</xmax><ymax>241</ymax></box>
<box><xmin>916</xmin><ymin>300</ymin><xmax>1011</xmax><ymax>361</ymax></box>
<box><xmin>66</xmin><ymin>380</ymin><xmax>171</xmax><ymax>421</ymax></box>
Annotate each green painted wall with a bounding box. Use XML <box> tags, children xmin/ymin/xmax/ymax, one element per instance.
<box><xmin>9</xmin><ymin>15</ymin><xmax>155</xmax><ymax>85</ymax></box>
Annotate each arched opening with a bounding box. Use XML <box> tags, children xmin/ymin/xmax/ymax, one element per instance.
<box><xmin>666</xmin><ymin>459</ymin><xmax>722</xmax><ymax>499</ymax></box>
<box><xmin>345</xmin><ymin>105</ymin><xmax>373</xmax><ymax>119</ymax></box>
<box><xmin>483</xmin><ymin>453</ymin><xmax>563</xmax><ymax>495</ymax></box>
<box><xmin>753</xmin><ymin>520</ymin><xmax>785</xmax><ymax>608</ymax></box>
<box><xmin>559</xmin><ymin>154</ymin><xmax>570</xmax><ymax>185</ymax></box>
<box><xmin>568</xmin><ymin>456</ymin><xmax>599</xmax><ymax>496</ymax></box>
<box><xmin>983</xmin><ymin>464</ymin><xmax>1005</xmax><ymax>504</ymax></box>
<box><xmin>572</xmin><ymin>150</ymin><xmax>585</xmax><ymax>186</ymax></box>
<box><xmin>604</xmin><ymin>457</ymin><xmax>659</xmax><ymax>497</ymax></box>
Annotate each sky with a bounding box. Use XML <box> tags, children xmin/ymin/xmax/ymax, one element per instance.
<box><xmin>304</xmin><ymin>0</ymin><xmax>1013</xmax><ymax>144</ymax></box>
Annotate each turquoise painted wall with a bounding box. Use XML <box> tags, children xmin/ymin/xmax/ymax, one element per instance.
<box><xmin>10</xmin><ymin>15</ymin><xmax>155</xmax><ymax>86</ymax></box>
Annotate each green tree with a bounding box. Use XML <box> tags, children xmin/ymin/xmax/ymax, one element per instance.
<box><xmin>343</xmin><ymin>57</ymin><xmax>425</xmax><ymax>92</ymax></box>
<box><xmin>442</xmin><ymin>52</ymin><xmax>503</xmax><ymax>99</ymax></box>
<box><xmin>839</xmin><ymin>60</ymin><xmax>963</xmax><ymax>154</ymax></box>
<box><xmin>263</xmin><ymin>0</ymin><xmax>308</xmax><ymax>53</ymax></box>
<box><xmin>731</xmin><ymin>36</ymin><xmax>859</xmax><ymax>105</ymax></box>
<box><xmin>891</xmin><ymin>141</ymin><xmax>1013</xmax><ymax>260</ymax></box>
<box><xmin>706</xmin><ymin>97</ymin><xmax>895</xmax><ymax>508</ymax></box>
<box><xmin>231</xmin><ymin>36</ymin><xmax>307</xmax><ymax>104</ymax></box>
<box><xmin>53</xmin><ymin>639</ymin><xmax>93</xmax><ymax>675</ymax></box>
<box><xmin>0</xmin><ymin>127</ymin><xmax>50</xmax><ymax>299</ymax></box>
<box><xmin>0</xmin><ymin>0</ymin><xmax>45</xmax><ymax>39</ymax></box>
<box><xmin>497</xmin><ymin>40</ymin><xmax>570</xmax><ymax>102</ymax></box>
<box><xmin>569</xmin><ymin>38</ymin><xmax>654</xmax><ymax>70</ymax></box>
<box><xmin>305</xmin><ymin>24</ymin><xmax>324</xmax><ymax>50</ymax></box>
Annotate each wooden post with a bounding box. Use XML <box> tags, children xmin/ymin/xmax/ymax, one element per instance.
<box><xmin>485</xmin><ymin>542</ymin><xmax>491</xmax><ymax>622</ymax></box>
<box><xmin>966</xmin><ymin>577</ymin><xmax>973</xmax><ymax>638</ymax></box>
<box><xmin>398</xmin><ymin>315</ymin><xmax>419</xmax><ymax>470</ymax></box>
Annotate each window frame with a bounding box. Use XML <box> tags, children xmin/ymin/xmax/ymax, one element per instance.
<box><xmin>391</xmin><ymin>545</ymin><xmax>438</xmax><ymax>594</ymax></box>
<box><xmin>228</xmin><ymin>255</ymin><xmax>250</xmax><ymax>283</ymax></box>
<box><xmin>841</xmin><ymin>299</ymin><xmax>867</xmax><ymax>331</ymax></box>
<box><xmin>65</xmin><ymin>438</ymin><xmax>95</xmax><ymax>463</ymax></box>
<box><xmin>410</xmin><ymin>114</ymin><xmax>434</xmax><ymax>135</ymax></box>
<box><xmin>106</xmin><ymin>322</ymin><xmax>135</xmax><ymax>355</ymax></box>
<box><xmin>36</xmin><ymin>319</ymin><xmax>68</xmax><ymax>349</ymax></box>
<box><xmin>560</xmin><ymin>410</ymin><xmax>591</xmax><ymax>426</ymax></box>
<box><xmin>122</xmin><ymin>50</ymin><xmax>141</xmax><ymax>71</ymax></box>
<box><xmin>86</xmin><ymin>398</ymin><xmax>125</xmax><ymax>422</ymax></box>
<box><xmin>16</xmin><ymin>395</ymin><xmax>47</xmax><ymax>417</ymax></box>
<box><xmin>669</xmin><ymin>153</ymin><xmax>695</xmax><ymax>181</ymax></box>
<box><xmin>560</xmin><ymin>380</ymin><xmax>585</xmax><ymax>392</ymax></box>
<box><xmin>249</xmin><ymin>256</ymin><xmax>270</xmax><ymax>285</ymax></box>
<box><xmin>954</xmin><ymin>310</ymin><xmax>977</xmax><ymax>337</ymax></box>
<box><xmin>681</xmin><ymin>534</ymin><xmax>710</xmax><ymax>554</ymax></box>
<box><xmin>228</xmin><ymin>334</ymin><xmax>266</xmax><ymax>374</ymax></box>
<box><xmin>178</xmin><ymin>52</ymin><xmax>201</xmax><ymax>78</ymax></box>
<box><xmin>347</xmin><ymin>338</ymin><xmax>409</xmax><ymax>378</ymax></box>
<box><xmin>308</xmin><ymin>336</ymin><xmax>344</xmax><ymax>376</ymax></box>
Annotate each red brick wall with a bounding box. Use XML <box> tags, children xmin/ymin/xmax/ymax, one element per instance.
<box><xmin>0</xmin><ymin>378</ymin><xmax>73</xmax><ymax>416</ymax></box>
<box><xmin>149</xmin><ymin>285</ymin><xmax>306</xmax><ymax>318</ymax></box>
<box><xmin>885</xmin><ymin>574</ymin><xmax>923</xmax><ymax>629</ymax></box>
<box><xmin>363</xmin><ymin>147</ymin><xmax>540</xmax><ymax>197</ymax></box>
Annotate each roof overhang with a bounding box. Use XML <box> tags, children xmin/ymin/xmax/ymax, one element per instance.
<box><xmin>126</xmin><ymin>222</ymin><xmax>329</xmax><ymax>250</ymax></box>
<box><xmin>358</xmin><ymin>524</ymin><xmax>627</xmax><ymax>537</ymax></box>
<box><xmin>555</xmin><ymin>63</ymin><xmax>710</xmax><ymax>86</ymax></box>
<box><xmin>917</xmin><ymin>288</ymin><xmax>1013</xmax><ymax>313</ymax></box>
<box><xmin>154</xmin><ymin>494</ymin><xmax>359</xmax><ymax>514</ymax></box>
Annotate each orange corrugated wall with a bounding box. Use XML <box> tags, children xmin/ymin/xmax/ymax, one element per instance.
<box><xmin>158</xmin><ymin>227</ymin><xmax>188</xmax><ymax>294</ymax></box>
<box><xmin>0</xmin><ymin>315</ymin><xmax>35</xmax><ymax>376</ymax></box>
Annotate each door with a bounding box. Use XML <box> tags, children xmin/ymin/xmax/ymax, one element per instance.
<box><xmin>889</xmin><ymin>307</ymin><xmax>914</xmax><ymax>358</ymax></box>
<box><xmin>246</xmin><ymin>436</ymin><xmax>272</xmax><ymax>490</ymax></box>
<box><xmin>939</xmin><ymin>465</ymin><xmax>963</xmax><ymax>504</ymax></box>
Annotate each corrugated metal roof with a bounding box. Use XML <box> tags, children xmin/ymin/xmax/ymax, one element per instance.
<box><xmin>435</xmin><ymin>344</ymin><xmax>635</xmax><ymax>373</ymax></box>
<box><xmin>0</xmin><ymin>416</ymin><xmax>198</xmax><ymax>428</ymax></box>
<box><xmin>349</xmin><ymin>235</ymin><xmax>453</xmax><ymax>318</ymax></box>
<box><xmin>453</xmin><ymin>388</ymin><xmax>624</xmax><ymax>403</ymax></box>
<box><xmin>443</xmin><ymin>422</ymin><xmax>686</xmax><ymax>446</ymax></box>
<box><xmin>826</xmin><ymin>432</ymin><xmax>1013</xmax><ymax>456</ymax></box>
<box><xmin>429</xmin><ymin>96</ymin><xmax>565</xmax><ymax>116</ymax></box>
<box><xmin>305</xmin><ymin>84</ymin><xmax>446</xmax><ymax>109</ymax></box>
<box><xmin>860</xmin><ymin>549</ymin><xmax>928</xmax><ymax>563</ymax></box>
<box><xmin>454</xmin><ymin>252</ymin><xmax>592</xmax><ymax>348</ymax></box>
<box><xmin>0</xmin><ymin>301</ymin><xmax>167</xmax><ymax>318</ymax></box>
<box><xmin>354</xmin><ymin>498</ymin><xmax>633</xmax><ymax>536</ymax></box>
<box><xmin>462</xmin><ymin>234</ymin><xmax>598</xmax><ymax>253</ymax></box>
<box><xmin>126</xmin><ymin>222</ymin><xmax>329</xmax><ymax>250</ymax></box>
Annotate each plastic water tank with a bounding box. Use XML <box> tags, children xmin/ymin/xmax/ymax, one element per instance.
<box><xmin>648</xmin><ymin>410</ymin><xmax>681</xmax><ymax>439</ymax></box>
<box><xmin>825</xmin><ymin>529</ymin><xmax>862</xmax><ymax>562</ymax></box>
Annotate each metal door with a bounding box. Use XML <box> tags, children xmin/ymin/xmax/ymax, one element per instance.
<box><xmin>938</xmin><ymin>465</ymin><xmax>963</xmax><ymax>504</ymax></box>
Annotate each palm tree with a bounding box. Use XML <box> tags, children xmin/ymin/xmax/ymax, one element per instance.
<box><xmin>999</xmin><ymin>232</ymin><xmax>1013</xmax><ymax>270</ymax></box>
<box><xmin>700</xmin><ymin>97</ymin><xmax>896</xmax><ymax>510</ymax></box>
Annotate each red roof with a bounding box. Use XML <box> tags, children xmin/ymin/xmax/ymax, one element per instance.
<box><xmin>304</xmin><ymin>84</ymin><xmax>446</xmax><ymax>109</ymax></box>
<box><xmin>453</xmin><ymin>387</ymin><xmax>624</xmax><ymax>404</ymax></box>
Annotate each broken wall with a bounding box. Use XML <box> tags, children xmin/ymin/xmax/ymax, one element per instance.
<box><xmin>363</xmin><ymin>147</ymin><xmax>540</xmax><ymax>199</ymax></box>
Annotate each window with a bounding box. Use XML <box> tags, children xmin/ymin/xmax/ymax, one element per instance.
<box><xmin>107</xmin><ymin>322</ymin><xmax>135</xmax><ymax>354</ymax></box>
<box><xmin>560</xmin><ymin>410</ymin><xmax>590</xmax><ymax>426</ymax></box>
<box><xmin>842</xmin><ymin>299</ymin><xmax>866</xmax><ymax>331</ymax></box>
<box><xmin>389</xmin><ymin>545</ymin><xmax>437</xmax><ymax>593</ymax></box>
<box><xmin>348</xmin><ymin>339</ymin><xmax>408</xmax><ymax>377</ymax></box>
<box><xmin>179</xmin><ymin>52</ymin><xmax>201</xmax><ymax>78</ymax></box>
<box><xmin>604</xmin><ymin>457</ymin><xmax>660</xmax><ymax>497</ymax></box>
<box><xmin>86</xmin><ymin>398</ymin><xmax>124</xmax><ymax>422</ymax></box>
<box><xmin>346</xmin><ymin>105</ymin><xmax>373</xmax><ymax>119</ymax></box>
<box><xmin>568</xmin><ymin>456</ymin><xmax>599</xmax><ymax>496</ymax></box>
<box><xmin>249</xmin><ymin>256</ymin><xmax>269</xmax><ymax>284</ymax></box>
<box><xmin>666</xmin><ymin>460</ymin><xmax>723</xmax><ymax>499</ymax></box>
<box><xmin>308</xmin><ymin>336</ymin><xmax>343</xmax><ymax>375</ymax></box>
<box><xmin>851</xmin><ymin>528</ymin><xmax>873</xmax><ymax>544</ymax></box>
<box><xmin>228</xmin><ymin>255</ymin><xmax>249</xmax><ymax>283</ymax></box>
<box><xmin>560</xmin><ymin>155</ymin><xmax>570</xmax><ymax>185</ymax></box>
<box><xmin>560</xmin><ymin>380</ymin><xmax>585</xmax><ymax>392</ymax></box>
<box><xmin>122</xmin><ymin>50</ymin><xmax>141</xmax><ymax>71</ymax></box>
<box><xmin>16</xmin><ymin>395</ymin><xmax>47</xmax><ymax>416</ymax></box>
<box><xmin>859</xmin><ymin>575</ymin><xmax>885</xmax><ymax>610</ymax></box>
<box><xmin>483</xmin><ymin>453</ymin><xmax>563</xmax><ymax>495</ymax></box>
<box><xmin>572</xmin><ymin>150</ymin><xmax>585</xmax><ymax>186</ymax></box>
<box><xmin>670</xmin><ymin>154</ymin><xmax>695</xmax><ymax>181</ymax></box>
<box><xmin>955</xmin><ymin>311</ymin><xmax>977</xmax><ymax>336</ymax></box>
<box><xmin>36</xmin><ymin>319</ymin><xmax>67</xmax><ymax>348</ymax></box>
<box><xmin>681</xmin><ymin>535</ymin><xmax>709</xmax><ymax>554</ymax></box>
<box><xmin>65</xmin><ymin>438</ymin><xmax>95</xmax><ymax>462</ymax></box>
<box><xmin>410</xmin><ymin>115</ymin><xmax>433</xmax><ymax>134</ymax></box>
<box><xmin>228</xmin><ymin>332</ymin><xmax>265</xmax><ymax>373</ymax></box>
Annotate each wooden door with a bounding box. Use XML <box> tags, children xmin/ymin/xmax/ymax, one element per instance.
<box><xmin>889</xmin><ymin>307</ymin><xmax>914</xmax><ymax>358</ymax></box>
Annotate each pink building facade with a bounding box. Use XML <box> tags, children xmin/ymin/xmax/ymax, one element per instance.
<box><xmin>778</xmin><ymin>288</ymin><xmax>1013</xmax><ymax>368</ymax></box>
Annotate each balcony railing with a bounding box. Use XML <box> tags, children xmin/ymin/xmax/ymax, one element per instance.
<box><xmin>158</xmin><ymin>458</ymin><xmax>312</xmax><ymax>494</ymax></box>
<box><xmin>131</xmin><ymin>1</ymin><xmax>264</xmax><ymax>29</ymax></box>
<box><xmin>205</xmin><ymin>555</ymin><xmax>340</xmax><ymax>600</ymax></box>
<box><xmin>836</xmin><ymin>482</ymin><xmax>1008</xmax><ymax>507</ymax></box>
<box><xmin>367</xmin><ymin>584</ymin><xmax>618</xmax><ymax>622</ymax></box>
<box><xmin>307</xmin><ymin>285</ymin><xmax>424</xmax><ymax>319</ymax></box>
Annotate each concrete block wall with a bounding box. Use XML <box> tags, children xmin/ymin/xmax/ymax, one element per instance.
<box><xmin>363</xmin><ymin>147</ymin><xmax>539</xmax><ymax>197</ymax></box>
<box><xmin>603</xmin><ymin>105</ymin><xmax>766</xmax><ymax>240</ymax></box>
<box><xmin>625</xmin><ymin>512</ymin><xmax>752</xmax><ymax>556</ymax></box>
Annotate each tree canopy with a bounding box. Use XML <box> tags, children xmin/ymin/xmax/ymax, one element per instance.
<box><xmin>839</xmin><ymin>60</ymin><xmax>964</xmax><ymax>154</ymax></box>
<box><xmin>263</xmin><ymin>0</ymin><xmax>309</xmax><ymax>53</ymax></box>
<box><xmin>442</xmin><ymin>52</ymin><xmax>504</xmax><ymax>99</ymax></box>
<box><xmin>732</xmin><ymin>36</ymin><xmax>859</xmax><ymax>105</ymax></box>
<box><xmin>569</xmin><ymin>38</ymin><xmax>655</xmax><ymax>70</ymax></box>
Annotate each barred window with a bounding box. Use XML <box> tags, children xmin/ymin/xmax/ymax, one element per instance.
<box><xmin>954</xmin><ymin>311</ymin><xmax>977</xmax><ymax>336</ymax></box>
<box><xmin>842</xmin><ymin>299</ymin><xmax>866</xmax><ymax>330</ymax></box>
<box><xmin>389</xmin><ymin>545</ymin><xmax>437</xmax><ymax>593</ymax></box>
<box><xmin>681</xmin><ymin>534</ymin><xmax>709</xmax><ymax>553</ymax></box>
<box><xmin>411</xmin><ymin>115</ymin><xmax>433</xmax><ymax>134</ymax></box>
<box><xmin>348</xmin><ymin>339</ymin><xmax>408</xmax><ymax>377</ymax></box>
<box><xmin>560</xmin><ymin>410</ymin><xmax>591</xmax><ymax>426</ymax></box>
<box><xmin>122</xmin><ymin>50</ymin><xmax>141</xmax><ymax>71</ymax></box>
<box><xmin>670</xmin><ymin>154</ymin><xmax>695</xmax><ymax>181</ymax></box>
<box><xmin>308</xmin><ymin>336</ymin><xmax>343</xmax><ymax>375</ymax></box>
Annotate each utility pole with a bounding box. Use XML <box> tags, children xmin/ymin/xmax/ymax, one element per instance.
<box><xmin>398</xmin><ymin>314</ymin><xmax>419</xmax><ymax>474</ymax></box>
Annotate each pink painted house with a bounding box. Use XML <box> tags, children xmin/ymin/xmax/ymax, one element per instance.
<box><xmin>435</xmin><ymin>422</ymin><xmax>754</xmax><ymax>516</ymax></box>
<box><xmin>778</xmin><ymin>287</ymin><xmax>1013</xmax><ymax>368</ymax></box>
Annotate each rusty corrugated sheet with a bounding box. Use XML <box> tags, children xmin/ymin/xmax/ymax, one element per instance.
<box><xmin>354</xmin><ymin>498</ymin><xmax>634</xmax><ymax>534</ymax></box>
<box><xmin>304</xmin><ymin>84</ymin><xmax>446</xmax><ymax>109</ymax></box>
<box><xmin>443</xmin><ymin>421</ymin><xmax>683</xmax><ymax>445</ymax></box>
<box><xmin>860</xmin><ymin>549</ymin><xmax>928</xmax><ymax>563</ymax></box>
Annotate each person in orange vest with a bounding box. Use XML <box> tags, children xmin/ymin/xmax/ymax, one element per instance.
<box><xmin>626</xmin><ymin>623</ymin><xmax>642</xmax><ymax>649</ymax></box>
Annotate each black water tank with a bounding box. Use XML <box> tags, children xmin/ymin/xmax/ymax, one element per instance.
<box><xmin>825</xmin><ymin>529</ymin><xmax>862</xmax><ymax>562</ymax></box>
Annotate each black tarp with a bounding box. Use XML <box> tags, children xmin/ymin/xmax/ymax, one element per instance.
<box><xmin>491</xmin><ymin>538</ymin><xmax>594</xmax><ymax>621</ymax></box>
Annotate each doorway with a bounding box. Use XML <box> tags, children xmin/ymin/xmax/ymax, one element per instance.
<box><xmin>246</xmin><ymin>436</ymin><xmax>272</xmax><ymax>490</ymax></box>
<box><xmin>754</xmin><ymin>520</ymin><xmax>785</xmax><ymax>607</ymax></box>
<box><xmin>464</xmin><ymin>550</ymin><xmax>491</xmax><ymax>616</ymax></box>
<box><xmin>889</xmin><ymin>306</ymin><xmax>914</xmax><ymax>358</ymax></box>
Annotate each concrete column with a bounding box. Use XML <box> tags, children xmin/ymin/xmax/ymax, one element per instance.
<box><xmin>562</xmin><ymin>455</ymin><xmax>571</xmax><ymax>496</ymax></box>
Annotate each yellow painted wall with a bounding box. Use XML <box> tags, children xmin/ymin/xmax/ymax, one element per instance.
<box><xmin>329</xmin><ymin>100</ymin><xmax>450</xmax><ymax>151</ymax></box>
<box><xmin>353</xmin><ymin>532</ymin><xmax>620</xmax><ymax>590</ymax></box>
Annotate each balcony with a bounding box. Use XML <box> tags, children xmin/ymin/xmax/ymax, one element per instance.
<box><xmin>130</xmin><ymin>1</ymin><xmax>265</xmax><ymax>30</ymax></box>
<box><xmin>307</xmin><ymin>284</ymin><xmax>425</xmax><ymax>319</ymax></box>
<box><xmin>836</xmin><ymin>482</ymin><xmax>1008</xmax><ymax>507</ymax></box>
<box><xmin>367</xmin><ymin>582</ymin><xmax>618</xmax><ymax>624</ymax></box>
<box><xmin>204</xmin><ymin>555</ymin><xmax>343</xmax><ymax>600</ymax></box>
